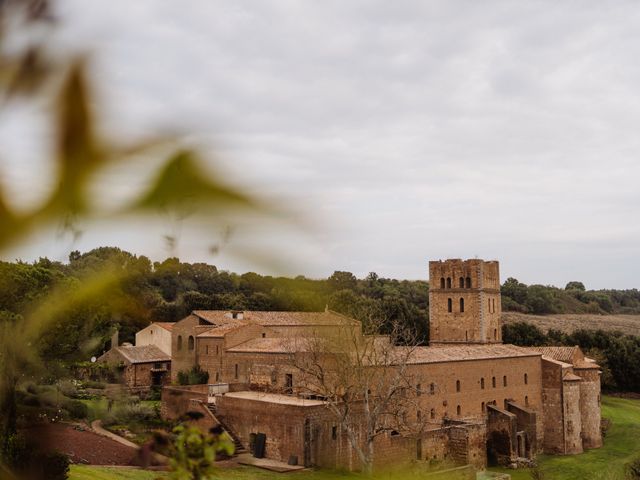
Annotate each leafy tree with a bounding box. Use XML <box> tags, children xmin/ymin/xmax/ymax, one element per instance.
<box><xmin>565</xmin><ymin>281</ymin><xmax>586</xmax><ymax>291</ymax></box>
<box><xmin>328</xmin><ymin>271</ymin><xmax>358</xmax><ymax>292</ymax></box>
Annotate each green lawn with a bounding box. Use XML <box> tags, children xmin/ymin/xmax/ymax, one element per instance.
<box><xmin>489</xmin><ymin>395</ymin><xmax>640</xmax><ymax>480</ymax></box>
<box><xmin>69</xmin><ymin>465</ymin><xmax>353</xmax><ymax>480</ymax></box>
<box><xmin>70</xmin><ymin>465</ymin><xmax>169</xmax><ymax>480</ymax></box>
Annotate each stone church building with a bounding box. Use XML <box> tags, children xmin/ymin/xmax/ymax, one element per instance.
<box><xmin>154</xmin><ymin>258</ymin><xmax>602</xmax><ymax>471</ymax></box>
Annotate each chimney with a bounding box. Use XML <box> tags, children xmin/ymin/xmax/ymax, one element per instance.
<box><xmin>111</xmin><ymin>330</ymin><xmax>119</xmax><ymax>349</ymax></box>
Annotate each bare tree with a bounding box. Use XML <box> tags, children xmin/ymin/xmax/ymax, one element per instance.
<box><xmin>290</xmin><ymin>318</ymin><xmax>424</xmax><ymax>475</ymax></box>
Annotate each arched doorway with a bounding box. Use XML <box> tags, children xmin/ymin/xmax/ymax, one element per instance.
<box><xmin>486</xmin><ymin>430</ymin><xmax>511</xmax><ymax>467</ymax></box>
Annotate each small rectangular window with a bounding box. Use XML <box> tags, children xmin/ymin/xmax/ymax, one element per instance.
<box><xmin>332</xmin><ymin>426</ymin><xmax>337</xmax><ymax>440</ymax></box>
<box><xmin>234</xmin><ymin>364</ymin><xmax>239</xmax><ymax>379</ymax></box>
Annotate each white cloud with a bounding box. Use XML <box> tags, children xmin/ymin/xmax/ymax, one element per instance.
<box><xmin>1</xmin><ymin>0</ymin><xmax>639</xmax><ymax>288</ymax></box>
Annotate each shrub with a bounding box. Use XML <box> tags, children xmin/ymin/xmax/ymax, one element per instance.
<box><xmin>103</xmin><ymin>401</ymin><xmax>157</xmax><ymax>426</ymax></box>
<box><xmin>21</xmin><ymin>393</ymin><xmax>41</xmax><ymax>407</ymax></box>
<box><xmin>36</xmin><ymin>451</ymin><xmax>70</xmax><ymax>480</ymax></box>
<box><xmin>64</xmin><ymin>399</ymin><xmax>88</xmax><ymax>419</ymax></box>
<box><xmin>177</xmin><ymin>365</ymin><xmax>210</xmax><ymax>385</ymax></box>
<box><xmin>626</xmin><ymin>458</ymin><xmax>640</xmax><ymax>479</ymax></box>
<box><xmin>82</xmin><ymin>380</ymin><xmax>106</xmax><ymax>389</ymax></box>
<box><xmin>56</xmin><ymin>380</ymin><xmax>78</xmax><ymax>398</ymax></box>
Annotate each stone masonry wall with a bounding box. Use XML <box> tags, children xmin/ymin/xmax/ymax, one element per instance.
<box><xmin>576</xmin><ymin>368</ymin><xmax>603</xmax><ymax>449</ymax></box>
<box><xmin>407</xmin><ymin>355</ymin><xmax>542</xmax><ymax>431</ymax></box>
<box><xmin>429</xmin><ymin>259</ymin><xmax>501</xmax><ymax>344</ymax></box>
<box><xmin>171</xmin><ymin>315</ymin><xmax>200</xmax><ymax>381</ymax></box>
<box><xmin>562</xmin><ymin>379</ymin><xmax>583</xmax><ymax>454</ymax></box>
<box><xmin>160</xmin><ymin>385</ymin><xmax>208</xmax><ymax>421</ymax></box>
<box><xmin>539</xmin><ymin>358</ymin><xmax>564</xmax><ymax>453</ymax></box>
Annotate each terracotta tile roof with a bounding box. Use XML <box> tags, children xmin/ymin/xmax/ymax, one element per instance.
<box><xmin>224</xmin><ymin>391</ymin><xmax>326</xmax><ymax>406</ymax></box>
<box><xmin>191</xmin><ymin>310</ymin><xmax>358</xmax><ymax>327</ymax></box>
<box><xmin>574</xmin><ymin>359</ymin><xmax>601</xmax><ymax>370</ymax></box>
<box><xmin>226</xmin><ymin>337</ymin><xmax>312</xmax><ymax>353</ymax></box>
<box><xmin>405</xmin><ymin>344</ymin><xmax>540</xmax><ymax>365</ymax></box>
<box><xmin>563</xmin><ymin>372</ymin><xmax>582</xmax><ymax>382</ymax></box>
<box><xmin>192</xmin><ymin>311</ymin><xmax>235</xmax><ymax>324</ymax></box>
<box><xmin>244</xmin><ymin>310</ymin><xmax>357</xmax><ymax>327</ymax></box>
<box><xmin>115</xmin><ymin>345</ymin><xmax>170</xmax><ymax>364</ymax></box>
<box><xmin>155</xmin><ymin>322</ymin><xmax>175</xmax><ymax>331</ymax></box>
<box><xmin>526</xmin><ymin>346</ymin><xmax>580</xmax><ymax>364</ymax></box>
<box><xmin>196</xmin><ymin>320</ymin><xmax>250</xmax><ymax>338</ymax></box>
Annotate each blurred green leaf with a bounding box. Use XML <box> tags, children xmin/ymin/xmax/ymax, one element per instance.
<box><xmin>130</xmin><ymin>149</ymin><xmax>256</xmax><ymax>214</ymax></box>
<box><xmin>46</xmin><ymin>60</ymin><xmax>102</xmax><ymax>216</ymax></box>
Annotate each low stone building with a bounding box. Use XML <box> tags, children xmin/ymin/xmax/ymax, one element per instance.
<box><xmin>98</xmin><ymin>344</ymin><xmax>171</xmax><ymax>391</ymax></box>
<box><xmin>157</xmin><ymin>258</ymin><xmax>602</xmax><ymax>472</ymax></box>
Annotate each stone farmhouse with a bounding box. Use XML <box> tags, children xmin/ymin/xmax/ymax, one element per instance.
<box><xmin>126</xmin><ymin>258</ymin><xmax>602</xmax><ymax>471</ymax></box>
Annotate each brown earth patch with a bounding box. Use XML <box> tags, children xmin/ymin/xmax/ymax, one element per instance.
<box><xmin>502</xmin><ymin>312</ymin><xmax>640</xmax><ymax>336</ymax></box>
<box><xmin>23</xmin><ymin>422</ymin><xmax>138</xmax><ymax>465</ymax></box>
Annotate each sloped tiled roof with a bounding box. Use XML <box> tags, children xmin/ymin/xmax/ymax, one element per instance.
<box><xmin>563</xmin><ymin>372</ymin><xmax>582</xmax><ymax>382</ymax></box>
<box><xmin>155</xmin><ymin>322</ymin><xmax>175</xmax><ymax>331</ymax></box>
<box><xmin>192</xmin><ymin>311</ymin><xmax>235</xmax><ymax>324</ymax></box>
<box><xmin>116</xmin><ymin>345</ymin><xmax>170</xmax><ymax>364</ymax></box>
<box><xmin>405</xmin><ymin>344</ymin><xmax>540</xmax><ymax>365</ymax></box>
<box><xmin>197</xmin><ymin>320</ymin><xmax>250</xmax><ymax>338</ymax></box>
<box><xmin>226</xmin><ymin>337</ymin><xmax>312</xmax><ymax>353</ymax></box>
<box><xmin>191</xmin><ymin>310</ymin><xmax>358</xmax><ymax>327</ymax></box>
<box><xmin>244</xmin><ymin>310</ymin><xmax>358</xmax><ymax>327</ymax></box>
<box><xmin>527</xmin><ymin>346</ymin><xmax>580</xmax><ymax>364</ymax></box>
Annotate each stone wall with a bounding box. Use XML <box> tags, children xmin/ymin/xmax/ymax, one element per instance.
<box><xmin>197</xmin><ymin>337</ymin><xmax>224</xmax><ymax>382</ymax></box>
<box><xmin>576</xmin><ymin>367</ymin><xmax>603</xmax><ymax>449</ymax></box>
<box><xmin>506</xmin><ymin>401</ymin><xmax>538</xmax><ymax>457</ymax></box>
<box><xmin>161</xmin><ymin>385</ymin><xmax>208</xmax><ymax>421</ymax></box>
<box><xmin>429</xmin><ymin>259</ymin><xmax>501</xmax><ymax>344</ymax></box>
<box><xmin>486</xmin><ymin>405</ymin><xmax>517</xmax><ymax>465</ymax></box>
<box><xmin>539</xmin><ymin>358</ymin><xmax>564</xmax><ymax>453</ymax></box>
<box><xmin>407</xmin><ymin>355</ymin><xmax>543</xmax><ymax>431</ymax></box>
<box><xmin>171</xmin><ymin>315</ymin><xmax>201</xmax><ymax>381</ymax></box>
<box><xmin>562</xmin><ymin>378</ymin><xmax>583</xmax><ymax>454</ymax></box>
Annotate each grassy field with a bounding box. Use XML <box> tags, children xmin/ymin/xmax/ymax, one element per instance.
<box><xmin>501</xmin><ymin>312</ymin><xmax>640</xmax><ymax>336</ymax></box>
<box><xmin>489</xmin><ymin>395</ymin><xmax>640</xmax><ymax>480</ymax></box>
<box><xmin>70</xmin><ymin>466</ymin><xmax>169</xmax><ymax>480</ymax></box>
<box><xmin>70</xmin><ymin>396</ymin><xmax>640</xmax><ymax>480</ymax></box>
<box><xmin>69</xmin><ymin>465</ymin><xmax>355</xmax><ymax>480</ymax></box>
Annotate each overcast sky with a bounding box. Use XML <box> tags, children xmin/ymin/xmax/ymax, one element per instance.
<box><xmin>1</xmin><ymin>1</ymin><xmax>639</xmax><ymax>289</ymax></box>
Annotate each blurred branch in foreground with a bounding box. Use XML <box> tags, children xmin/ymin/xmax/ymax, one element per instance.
<box><xmin>0</xmin><ymin>1</ymin><xmax>283</xmax><ymax>478</ymax></box>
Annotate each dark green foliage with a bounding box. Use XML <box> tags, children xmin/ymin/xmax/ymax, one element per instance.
<box><xmin>502</xmin><ymin>322</ymin><xmax>547</xmax><ymax>346</ymax></box>
<box><xmin>64</xmin><ymin>399</ymin><xmax>88</xmax><ymax>419</ymax></box>
<box><xmin>1</xmin><ymin>432</ymin><xmax>69</xmax><ymax>480</ymax></box>
<box><xmin>177</xmin><ymin>366</ymin><xmax>210</xmax><ymax>385</ymax></box>
<box><xmin>503</xmin><ymin>322</ymin><xmax>640</xmax><ymax>392</ymax></box>
<box><xmin>37</xmin><ymin>451</ymin><xmax>70</xmax><ymax>480</ymax></box>
<box><xmin>565</xmin><ymin>281</ymin><xmax>586</xmax><ymax>291</ymax></box>
<box><xmin>626</xmin><ymin>458</ymin><xmax>640</xmax><ymax>479</ymax></box>
<box><xmin>502</xmin><ymin>277</ymin><xmax>640</xmax><ymax>315</ymax></box>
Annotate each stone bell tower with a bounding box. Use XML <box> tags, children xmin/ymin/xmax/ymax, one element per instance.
<box><xmin>428</xmin><ymin>258</ymin><xmax>501</xmax><ymax>345</ymax></box>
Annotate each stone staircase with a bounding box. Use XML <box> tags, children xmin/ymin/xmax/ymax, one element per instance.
<box><xmin>204</xmin><ymin>403</ymin><xmax>247</xmax><ymax>455</ymax></box>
